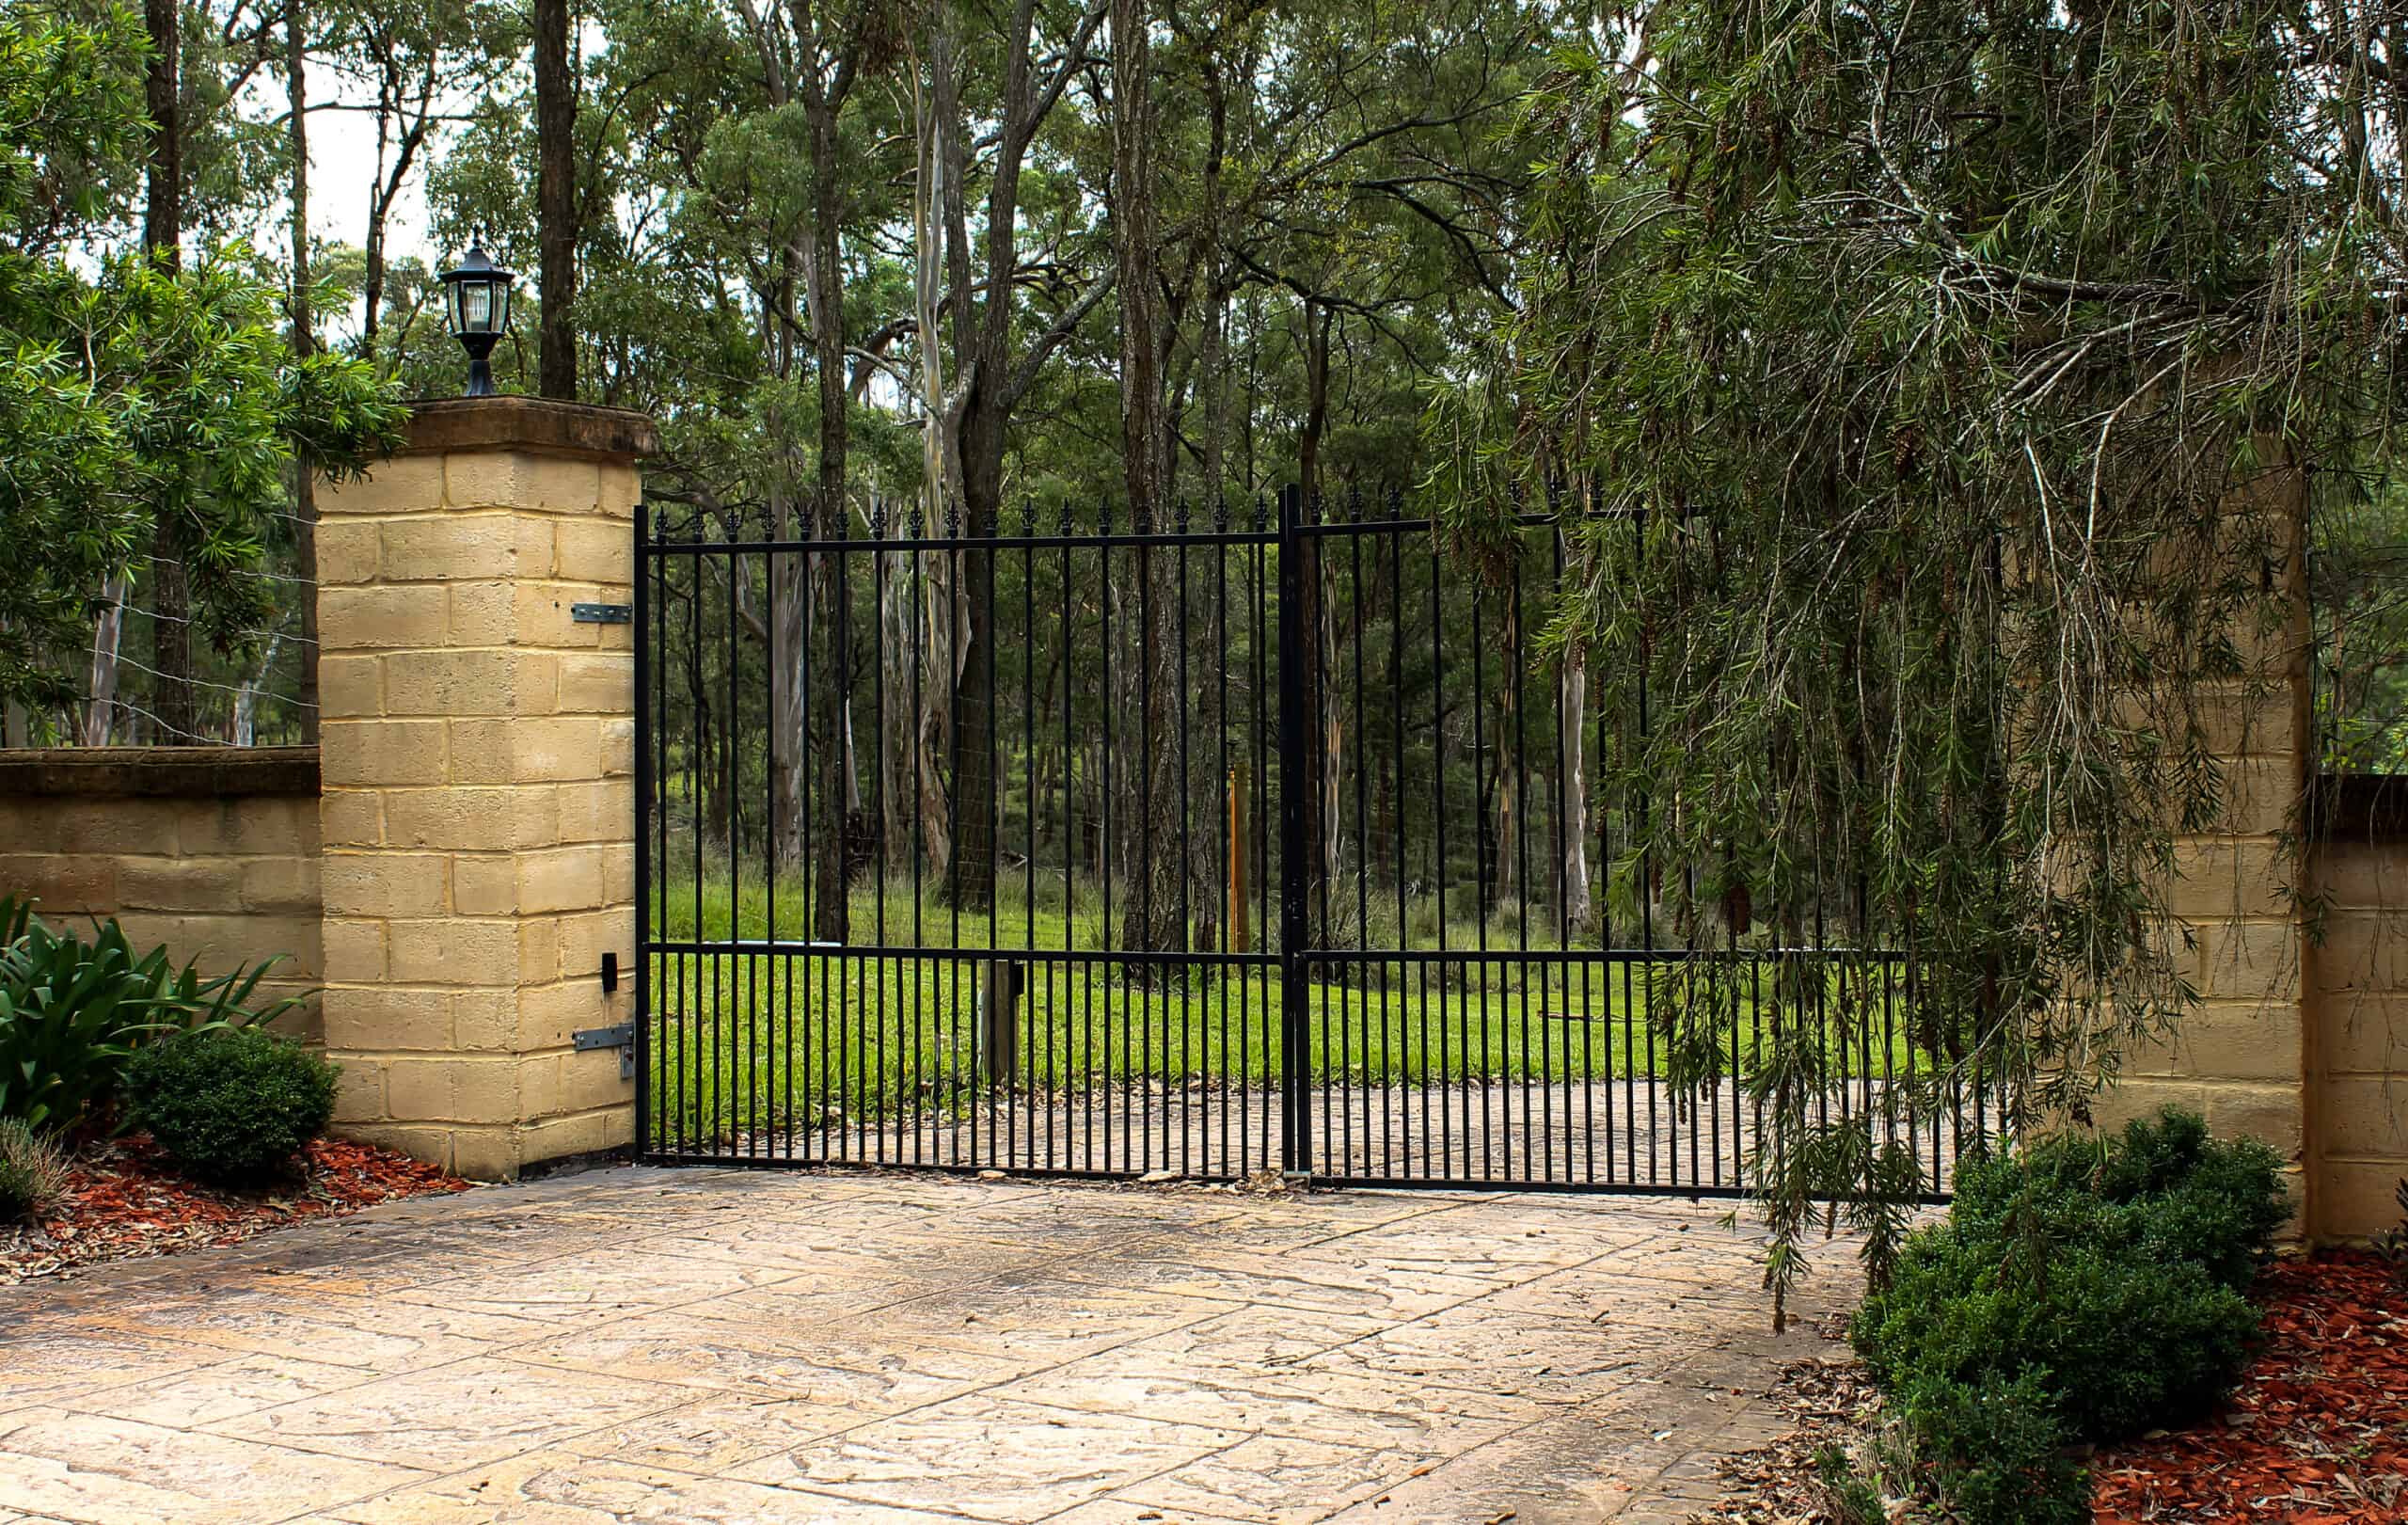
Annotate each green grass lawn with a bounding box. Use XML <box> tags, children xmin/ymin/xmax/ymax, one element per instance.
<box><xmin>642</xmin><ymin>873</ymin><xmax>1939</xmax><ymax>1146</ymax></box>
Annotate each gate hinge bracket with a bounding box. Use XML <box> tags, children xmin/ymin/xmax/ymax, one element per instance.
<box><xmin>571</xmin><ymin>602</ymin><xmax>632</xmax><ymax>624</ymax></box>
<box><xmin>574</xmin><ymin>1022</ymin><xmax>636</xmax><ymax>1081</ymax></box>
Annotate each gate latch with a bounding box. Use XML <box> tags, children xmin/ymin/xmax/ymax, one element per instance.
<box><xmin>574</xmin><ymin>1022</ymin><xmax>636</xmax><ymax>1081</ymax></box>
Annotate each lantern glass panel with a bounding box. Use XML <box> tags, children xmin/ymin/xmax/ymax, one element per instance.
<box><xmin>444</xmin><ymin>279</ymin><xmax>464</xmax><ymax>335</ymax></box>
<box><xmin>463</xmin><ymin>281</ymin><xmax>493</xmax><ymax>332</ymax></box>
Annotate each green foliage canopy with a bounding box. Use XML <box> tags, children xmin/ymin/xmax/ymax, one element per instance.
<box><xmin>1440</xmin><ymin>0</ymin><xmax>2405</xmax><ymax>1308</ymax></box>
<box><xmin>0</xmin><ymin>4</ymin><xmax>404</xmax><ymax>712</ymax></box>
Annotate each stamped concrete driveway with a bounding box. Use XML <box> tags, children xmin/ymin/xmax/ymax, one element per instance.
<box><xmin>0</xmin><ymin>1168</ymin><xmax>1854</xmax><ymax>1525</ymax></box>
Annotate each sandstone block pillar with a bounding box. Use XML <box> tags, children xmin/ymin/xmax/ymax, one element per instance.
<box><xmin>2099</xmin><ymin>465</ymin><xmax>2316</xmax><ymax>1227</ymax></box>
<box><xmin>313</xmin><ymin>397</ymin><xmax>657</xmax><ymax>1179</ymax></box>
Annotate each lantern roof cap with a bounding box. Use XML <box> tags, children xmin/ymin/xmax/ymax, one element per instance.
<box><xmin>439</xmin><ymin>242</ymin><xmax>515</xmax><ymax>283</ymax></box>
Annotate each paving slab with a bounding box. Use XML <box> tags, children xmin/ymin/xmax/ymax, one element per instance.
<box><xmin>0</xmin><ymin>1165</ymin><xmax>1854</xmax><ymax>1523</ymax></box>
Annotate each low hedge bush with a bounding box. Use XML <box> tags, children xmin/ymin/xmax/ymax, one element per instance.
<box><xmin>123</xmin><ymin>1026</ymin><xmax>340</xmax><ymax>1184</ymax></box>
<box><xmin>1843</xmin><ymin>1105</ymin><xmax>2289</xmax><ymax>1523</ymax></box>
<box><xmin>0</xmin><ymin>896</ymin><xmax>305</xmax><ymax>1136</ymax></box>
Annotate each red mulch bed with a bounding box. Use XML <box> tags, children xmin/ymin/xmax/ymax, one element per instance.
<box><xmin>2095</xmin><ymin>1250</ymin><xmax>2408</xmax><ymax>1523</ymax></box>
<box><xmin>2</xmin><ymin>1133</ymin><xmax>471</xmax><ymax>1284</ymax></box>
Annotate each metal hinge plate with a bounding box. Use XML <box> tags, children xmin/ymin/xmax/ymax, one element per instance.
<box><xmin>571</xmin><ymin>603</ymin><xmax>633</xmax><ymax>624</ymax></box>
<box><xmin>573</xmin><ymin>1022</ymin><xmax>636</xmax><ymax>1081</ymax></box>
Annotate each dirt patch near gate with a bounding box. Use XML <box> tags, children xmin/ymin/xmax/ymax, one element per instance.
<box><xmin>3</xmin><ymin>1132</ymin><xmax>470</xmax><ymax>1283</ymax></box>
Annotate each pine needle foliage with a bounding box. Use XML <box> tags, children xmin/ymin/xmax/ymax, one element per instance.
<box><xmin>1435</xmin><ymin>0</ymin><xmax>2403</xmax><ymax>1319</ymax></box>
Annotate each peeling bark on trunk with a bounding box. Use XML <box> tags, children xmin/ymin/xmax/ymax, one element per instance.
<box><xmin>534</xmin><ymin>0</ymin><xmax>578</xmax><ymax>398</ymax></box>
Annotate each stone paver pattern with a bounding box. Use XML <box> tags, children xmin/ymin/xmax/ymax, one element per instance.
<box><xmin>0</xmin><ymin>1167</ymin><xmax>1855</xmax><ymax>1524</ymax></box>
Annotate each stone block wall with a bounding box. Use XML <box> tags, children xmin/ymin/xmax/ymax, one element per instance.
<box><xmin>0</xmin><ymin>749</ymin><xmax>322</xmax><ymax>1034</ymax></box>
<box><xmin>2309</xmin><ymin>777</ymin><xmax>2408</xmax><ymax>1239</ymax></box>
<box><xmin>311</xmin><ymin>397</ymin><xmax>652</xmax><ymax>1180</ymax></box>
<box><xmin>2091</xmin><ymin>476</ymin><xmax>2317</xmax><ymax>1222</ymax></box>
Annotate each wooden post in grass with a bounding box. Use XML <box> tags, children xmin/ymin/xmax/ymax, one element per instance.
<box><xmin>1227</xmin><ymin>764</ymin><xmax>1249</xmax><ymax>954</ymax></box>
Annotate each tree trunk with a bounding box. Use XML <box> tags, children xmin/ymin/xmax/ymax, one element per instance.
<box><xmin>533</xmin><ymin>0</ymin><xmax>578</xmax><ymax>398</ymax></box>
<box><xmin>1559</xmin><ymin>524</ymin><xmax>1593</xmax><ymax>934</ymax></box>
<box><xmin>940</xmin><ymin>0</ymin><xmax>1109</xmax><ymax>913</ymax></box>
<box><xmin>950</xmin><ymin>411</ymin><xmax>1001</xmax><ymax>909</ymax></box>
<box><xmin>142</xmin><ymin>0</ymin><xmax>181</xmax><ymax>269</ymax></box>
<box><xmin>1111</xmin><ymin>0</ymin><xmax>1182</xmax><ymax>956</ymax></box>
<box><xmin>911</xmin><ymin>65</ymin><xmax>959</xmax><ymax>881</ymax></box>
<box><xmin>289</xmin><ymin>8</ymin><xmax>319</xmax><ymax>744</ymax></box>
<box><xmin>1293</xmin><ymin>303</ymin><xmax>1334</xmax><ymax>941</ymax></box>
<box><xmin>801</xmin><ymin>85</ymin><xmax>850</xmax><ymax>941</ymax></box>
<box><xmin>143</xmin><ymin>0</ymin><xmax>192</xmax><ymax>739</ymax></box>
<box><xmin>83</xmin><ymin>576</ymin><xmax>126</xmax><ymax>745</ymax></box>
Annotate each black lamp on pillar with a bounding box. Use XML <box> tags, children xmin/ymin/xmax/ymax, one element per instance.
<box><xmin>437</xmin><ymin>234</ymin><xmax>515</xmax><ymax>397</ymax></box>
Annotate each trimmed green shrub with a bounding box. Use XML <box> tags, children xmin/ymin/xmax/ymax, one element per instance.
<box><xmin>0</xmin><ymin>896</ymin><xmax>305</xmax><ymax>1134</ymax></box>
<box><xmin>122</xmin><ymin>1027</ymin><xmax>339</xmax><ymax>1184</ymax></box>
<box><xmin>1854</xmin><ymin>1105</ymin><xmax>2288</xmax><ymax>1445</ymax></box>
<box><xmin>0</xmin><ymin>1115</ymin><xmax>68</xmax><ymax>1219</ymax></box>
<box><xmin>1894</xmin><ymin>1370</ymin><xmax>2088</xmax><ymax>1525</ymax></box>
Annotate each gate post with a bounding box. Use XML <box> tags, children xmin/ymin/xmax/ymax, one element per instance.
<box><xmin>1276</xmin><ymin>484</ymin><xmax>1312</xmax><ymax>1176</ymax></box>
<box><xmin>312</xmin><ymin>397</ymin><xmax>657</xmax><ymax>1180</ymax></box>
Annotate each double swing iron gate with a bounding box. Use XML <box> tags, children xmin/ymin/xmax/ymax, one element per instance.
<box><xmin>635</xmin><ymin>486</ymin><xmax>1992</xmax><ymax>1197</ymax></box>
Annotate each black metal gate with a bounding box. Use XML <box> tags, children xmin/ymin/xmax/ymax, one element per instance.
<box><xmin>635</xmin><ymin>486</ymin><xmax>1988</xmax><ymax>1195</ymax></box>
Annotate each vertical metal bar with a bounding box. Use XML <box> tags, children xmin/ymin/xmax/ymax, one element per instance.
<box><xmin>1357</xmin><ymin>517</ymin><xmax>1377</xmax><ymax>1170</ymax></box>
<box><xmin>1214</xmin><ymin>512</ymin><xmax>1232</xmax><ymax>1174</ymax></box>
<box><xmin>1060</xmin><ymin>513</ymin><xmax>1075</xmax><ymax>1172</ymax></box>
<box><xmin>691</xmin><ymin>515</ymin><xmax>711</xmax><ymax>1157</ymax></box>
<box><xmin>1276</xmin><ymin>485</ymin><xmax>1312</xmax><ymax>1178</ymax></box>
<box><xmin>1023</xmin><ymin>510</ymin><xmax>1038</xmax><ymax>1170</ymax></box>
<box><xmin>1100</xmin><ymin>523</ymin><xmax>1117</xmax><ymax>1173</ymax></box>
<box><xmin>1136</xmin><ymin>525</ymin><xmax>1154</xmax><ymax>1175</ymax></box>
<box><xmin>983</xmin><ymin>532</ymin><xmax>1000</xmax><ymax>1171</ymax></box>
<box><xmin>1261</xmin><ymin>505</ymin><xmax>1280</xmax><ymax>1170</ymax></box>
<box><xmin>1469</xmin><ymin>580</ymin><xmax>1492</xmax><ymax>1183</ymax></box>
<box><xmin>1512</xmin><ymin>550</ymin><xmax>1533</xmax><ymax>1182</ymax></box>
<box><xmin>1428</xmin><ymin>532</ymin><xmax>1450</xmax><ymax>1176</ymax></box>
<box><xmin>633</xmin><ymin>507</ymin><xmax>653</xmax><ymax>1158</ymax></box>
<box><xmin>909</xmin><ymin>515</ymin><xmax>926</xmax><ymax>1167</ymax></box>
<box><xmin>1390</xmin><ymin>518</ymin><xmax>1411</xmax><ymax>1178</ymax></box>
<box><xmin>1549</xmin><ymin>522</ymin><xmax>1572</xmax><ymax>1184</ymax></box>
<box><xmin>800</xmin><ymin>537</ymin><xmax>821</xmax><ymax>1163</ymax></box>
<box><xmin>767</xmin><ymin>531</ymin><xmax>783</xmax><ymax>1161</ymax></box>
<box><xmin>725</xmin><ymin>521</ymin><xmax>744</xmax><ymax>1159</ymax></box>
<box><xmin>871</xmin><ymin>520</ymin><xmax>890</xmax><ymax>1167</ymax></box>
<box><xmin>676</xmin><ymin>529</ymin><xmax>692</xmax><ymax>1156</ymax></box>
<box><xmin>1176</xmin><ymin>513</ymin><xmax>1193</xmax><ymax>1178</ymax></box>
